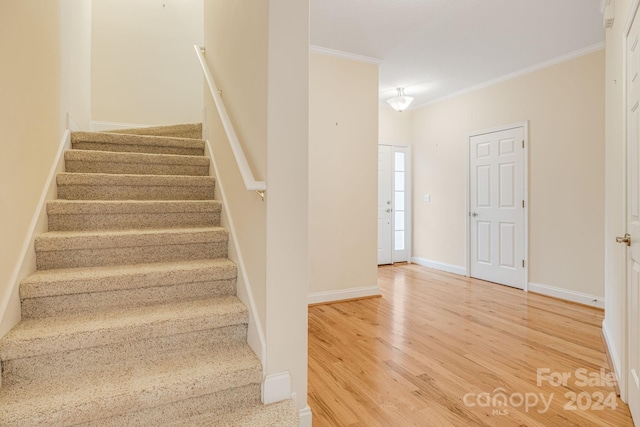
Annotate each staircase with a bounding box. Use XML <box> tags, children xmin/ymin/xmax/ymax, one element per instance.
<box><xmin>0</xmin><ymin>124</ymin><xmax>298</xmax><ymax>426</ymax></box>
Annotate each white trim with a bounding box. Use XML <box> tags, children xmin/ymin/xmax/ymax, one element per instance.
<box><xmin>603</xmin><ymin>321</ymin><xmax>623</xmax><ymax>386</ymax></box>
<box><xmin>308</xmin><ymin>285</ymin><xmax>381</xmax><ymax>305</ymax></box>
<box><xmin>262</xmin><ymin>372</ymin><xmax>292</xmax><ymax>404</ymax></box>
<box><xmin>411</xmin><ymin>257</ymin><xmax>467</xmax><ymax>276</ymax></box>
<box><xmin>412</xmin><ymin>43</ymin><xmax>606</xmax><ymax>110</ymax></box>
<box><xmin>309</xmin><ymin>45</ymin><xmax>383</xmax><ymax>65</ymax></box>
<box><xmin>0</xmin><ymin>129</ymin><xmax>71</xmax><ymax>338</ymax></box>
<box><xmin>90</xmin><ymin>120</ymin><xmax>155</xmax><ymax>132</ymax></box>
<box><xmin>298</xmin><ymin>405</ymin><xmax>312</xmax><ymax>427</ymax></box>
<box><xmin>466</xmin><ymin>122</ymin><xmax>529</xmax><ymax>291</ymax></box>
<box><xmin>205</xmin><ymin>139</ymin><xmax>266</xmax><ymax>367</ymax></box>
<box><xmin>195</xmin><ymin>46</ymin><xmax>266</xmax><ymax>192</ymax></box>
<box><xmin>528</xmin><ymin>282</ymin><xmax>605</xmax><ymax>309</ymax></box>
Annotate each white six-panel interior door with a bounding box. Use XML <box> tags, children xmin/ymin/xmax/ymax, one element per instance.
<box><xmin>378</xmin><ymin>144</ymin><xmax>411</xmax><ymax>265</ymax></box>
<box><xmin>624</xmin><ymin>6</ymin><xmax>640</xmax><ymax>420</ymax></box>
<box><xmin>468</xmin><ymin>124</ymin><xmax>526</xmax><ymax>289</ymax></box>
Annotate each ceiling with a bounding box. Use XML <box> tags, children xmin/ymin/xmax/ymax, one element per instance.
<box><xmin>310</xmin><ymin>0</ymin><xmax>605</xmax><ymax>109</ymax></box>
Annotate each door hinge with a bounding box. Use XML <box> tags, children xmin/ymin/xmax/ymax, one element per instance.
<box><xmin>522</xmin><ymin>260</ymin><xmax>525</xmax><ymax>268</ymax></box>
<box><xmin>522</xmin><ymin>200</ymin><xmax>525</xmax><ymax>208</ymax></box>
<box><xmin>522</xmin><ymin>140</ymin><xmax>524</xmax><ymax>148</ymax></box>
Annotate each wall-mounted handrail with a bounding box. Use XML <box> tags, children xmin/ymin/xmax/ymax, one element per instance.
<box><xmin>194</xmin><ymin>45</ymin><xmax>266</xmax><ymax>196</ymax></box>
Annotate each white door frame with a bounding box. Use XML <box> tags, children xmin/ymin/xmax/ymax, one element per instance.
<box><xmin>465</xmin><ymin>121</ymin><xmax>529</xmax><ymax>290</ymax></box>
<box><xmin>379</xmin><ymin>142</ymin><xmax>412</xmax><ymax>264</ymax></box>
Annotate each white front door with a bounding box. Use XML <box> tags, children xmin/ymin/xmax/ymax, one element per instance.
<box><xmin>469</xmin><ymin>125</ymin><xmax>526</xmax><ymax>289</ymax></box>
<box><xmin>378</xmin><ymin>145</ymin><xmax>393</xmax><ymax>265</ymax></box>
<box><xmin>625</xmin><ymin>10</ymin><xmax>640</xmax><ymax>420</ymax></box>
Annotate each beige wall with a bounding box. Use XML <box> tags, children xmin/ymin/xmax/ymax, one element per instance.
<box><xmin>603</xmin><ymin>0</ymin><xmax>632</xmax><ymax>384</ymax></box>
<box><xmin>412</xmin><ymin>50</ymin><xmax>605</xmax><ymax>297</ymax></box>
<box><xmin>308</xmin><ymin>53</ymin><xmax>379</xmax><ymax>298</ymax></box>
<box><xmin>379</xmin><ymin>103</ymin><xmax>412</xmax><ymax>145</ymax></box>
<box><xmin>265</xmin><ymin>0</ymin><xmax>309</xmax><ymax>409</ymax></box>
<box><xmin>61</xmin><ymin>0</ymin><xmax>92</xmax><ymax>130</ymax></box>
<box><xmin>92</xmin><ymin>0</ymin><xmax>204</xmax><ymax>126</ymax></box>
<box><xmin>204</xmin><ymin>0</ymin><xmax>309</xmax><ymax>413</ymax></box>
<box><xmin>0</xmin><ymin>0</ymin><xmax>64</xmax><ymax>335</ymax></box>
<box><xmin>204</xmin><ymin>0</ymin><xmax>268</xmax><ymax>336</ymax></box>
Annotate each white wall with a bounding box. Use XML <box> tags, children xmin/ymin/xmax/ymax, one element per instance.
<box><xmin>92</xmin><ymin>0</ymin><xmax>203</xmax><ymax>126</ymax></box>
<box><xmin>309</xmin><ymin>53</ymin><xmax>379</xmax><ymax>302</ymax></box>
<box><xmin>411</xmin><ymin>50</ymin><xmax>605</xmax><ymax>301</ymax></box>
<box><xmin>603</xmin><ymin>0</ymin><xmax>632</xmax><ymax>387</ymax></box>
<box><xmin>0</xmin><ymin>0</ymin><xmax>64</xmax><ymax>336</ymax></box>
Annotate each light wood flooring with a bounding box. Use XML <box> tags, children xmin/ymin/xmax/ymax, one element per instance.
<box><xmin>308</xmin><ymin>263</ymin><xmax>635</xmax><ymax>427</ymax></box>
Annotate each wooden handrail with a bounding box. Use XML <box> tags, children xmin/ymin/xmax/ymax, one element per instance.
<box><xmin>194</xmin><ymin>45</ymin><xmax>266</xmax><ymax>196</ymax></box>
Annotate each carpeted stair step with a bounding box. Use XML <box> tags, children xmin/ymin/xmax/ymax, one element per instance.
<box><xmin>0</xmin><ymin>296</ymin><xmax>248</xmax><ymax>370</ymax></box>
<box><xmin>176</xmin><ymin>399</ymin><xmax>300</xmax><ymax>427</ymax></box>
<box><xmin>20</xmin><ymin>259</ymin><xmax>237</xmax><ymax>318</ymax></box>
<box><xmin>0</xmin><ymin>341</ymin><xmax>260</xmax><ymax>427</ymax></box>
<box><xmin>105</xmin><ymin>123</ymin><xmax>202</xmax><ymax>139</ymax></box>
<box><xmin>64</xmin><ymin>149</ymin><xmax>210</xmax><ymax>176</ymax></box>
<box><xmin>71</xmin><ymin>131</ymin><xmax>205</xmax><ymax>156</ymax></box>
<box><xmin>47</xmin><ymin>200</ymin><xmax>221</xmax><ymax>231</ymax></box>
<box><xmin>56</xmin><ymin>172</ymin><xmax>215</xmax><ymax>201</ymax></box>
<box><xmin>76</xmin><ymin>384</ymin><xmax>262</xmax><ymax>427</ymax></box>
<box><xmin>35</xmin><ymin>227</ymin><xmax>228</xmax><ymax>270</ymax></box>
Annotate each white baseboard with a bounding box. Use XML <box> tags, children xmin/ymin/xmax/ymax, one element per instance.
<box><xmin>308</xmin><ymin>285</ymin><xmax>381</xmax><ymax>305</ymax></box>
<box><xmin>262</xmin><ymin>371</ymin><xmax>292</xmax><ymax>405</ymax></box>
<box><xmin>298</xmin><ymin>405</ymin><xmax>312</xmax><ymax>427</ymax></box>
<box><xmin>90</xmin><ymin>120</ymin><xmax>155</xmax><ymax>132</ymax></box>
<box><xmin>0</xmin><ymin>129</ymin><xmax>71</xmax><ymax>339</ymax></box>
<box><xmin>528</xmin><ymin>282</ymin><xmax>605</xmax><ymax>309</ymax></box>
<box><xmin>602</xmin><ymin>321</ymin><xmax>622</xmax><ymax>386</ymax></box>
<box><xmin>411</xmin><ymin>257</ymin><xmax>467</xmax><ymax>276</ymax></box>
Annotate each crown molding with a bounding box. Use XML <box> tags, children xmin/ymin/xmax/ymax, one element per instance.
<box><xmin>309</xmin><ymin>45</ymin><xmax>383</xmax><ymax>65</ymax></box>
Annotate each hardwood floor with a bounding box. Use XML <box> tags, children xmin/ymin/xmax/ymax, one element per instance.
<box><xmin>308</xmin><ymin>264</ymin><xmax>635</xmax><ymax>427</ymax></box>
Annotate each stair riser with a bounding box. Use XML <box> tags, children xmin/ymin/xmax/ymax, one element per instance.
<box><xmin>65</xmin><ymin>160</ymin><xmax>209</xmax><ymax>176</ymax></box>
<box><xmin>48</xmin><ymin>211</ymin><xmax>220</xmax><ymax>231</ymax></box>
<box><xmin>57</xmin><ymin>184</ymin><xmax>215</xmax><ymax>201</ymax></box>
<box><xmin>78</xmin><ymin>384</ymin><xmax>261</xmax><ymax>427</ymax></box>
<box><xmin>2</xmin><ymin>326</ymin><xmax>248</xmax><ymax>386</ymax></box>
<box><xmin>22</xmin><ymin>279</ymin><xmax>236</xmax><ymax>318</ymax></box>
<box><xmin>72</xmin><ymin>141</ymin><xmax>204</xmax><ymax>156</ymax></box>
<box><xmin>36</xmin><ymin>241</ymin><xmax>228</xmax><ymax>270</ymax></box>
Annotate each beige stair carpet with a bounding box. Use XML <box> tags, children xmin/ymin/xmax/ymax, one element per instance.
<box><xmin>0</xmin><ymin>123</ymin><xmax>299</xmax><ymax>426</ymax></box>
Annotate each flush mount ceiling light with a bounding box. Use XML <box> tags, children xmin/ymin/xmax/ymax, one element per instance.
<box><xmin>386</xmin><ymin>87</ymin><xmax>414</xmax><ymax>112</ymax></box>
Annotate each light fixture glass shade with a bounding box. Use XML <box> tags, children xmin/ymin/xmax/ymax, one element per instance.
<box><xmin>386</xmin><ymin>88</ymin><xmax>414</xmax><ymax>112</ymax></box>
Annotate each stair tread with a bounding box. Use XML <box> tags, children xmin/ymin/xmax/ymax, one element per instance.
<box><xmin>57</xmin><ymin>172</ymin><xmax>215</xmax><ymax>186</ymax></box>
<box><xmin>65</xmin><ymin>149</ymin><xmax>210</xmax><ymax>165</ymax></box>
<box><xmin>0</xmin><ymin>342</ymin><xmax>260</xmax><ymax>425</ymax></box>
<box><xmin>175</xmin><ymin>400</ymin><xmax>299</xmax><ymax>427</ymax></box>
<box><xmin>72</xmin><ymin>131</ymin><xmax>205</xmax><ymax>148</ymax></box>
<box><xmin>0</xmin><ymin>296</ymin><xmax>247</xmax><ymax>361</ymax></box>
<box><xmin>35</xmin><ymin>226</ymin><xmax>227</xmax><ymax>251</ymax></box>
<box><xmin>104</xmin><ymin>123</ymin><xmax>202</xmax><ymax>139</ymax></box>
<box><xmin>47</xmin><ymin>199</ymin><xmax>221</xmax><ymax>214</ymax></box>
<box><xmin>21</xmin><ymin>259</ymin><xmax>236</xmax><ymax>298</ymax></box>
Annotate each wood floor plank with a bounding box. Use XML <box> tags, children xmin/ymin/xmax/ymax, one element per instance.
<box><xmin>308</xmin><ymin>264</ymin><xmax>635</xmax><ymax>426</ymax></box>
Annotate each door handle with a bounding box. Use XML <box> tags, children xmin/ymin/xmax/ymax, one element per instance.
<box><xmin>470</xmin><ymin>212</ymin><xmax>478</xmax><ymax>217</ymax></box>
<box><xmin>616</xmin><ymin>233</ymin><xmax>632</xmax><ymax>246</ymax></box>
<box><xmin>386</xmin><ymin>209</ymin><xmax>393</xmax><ymax>213</ymax></box>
